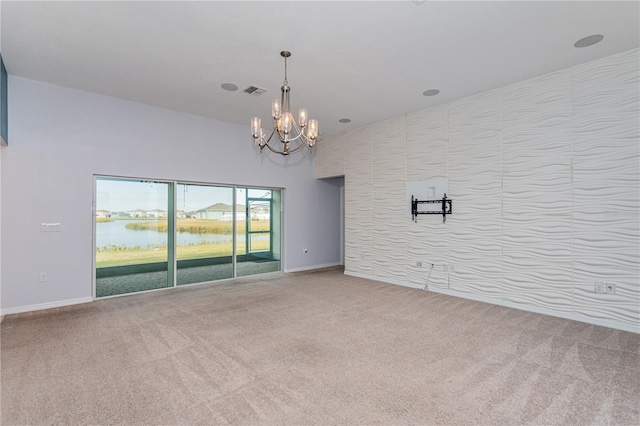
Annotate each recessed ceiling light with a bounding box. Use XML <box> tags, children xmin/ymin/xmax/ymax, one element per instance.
<box><xmin>221</xmin><ymin>83</ymin><xmax>239</xmax><ymax>91</ymax></box>
<box><xmin>423</xmin><ymin>89</ymin><xmax>440</xmax><ymax>97</ymax></box>
<box><xmin>339</xmin><ymin>118</ymin><xmax>351</xmax><ymax>123</ymax></box>
<box><xmin>574</xmin><ymin>34</ymin><xmax>604</xmax><ymax>48</ymax></box>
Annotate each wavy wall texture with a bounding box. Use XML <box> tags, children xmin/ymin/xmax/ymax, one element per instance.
<box><xmin>406</xmin><ymin>106</ymin><xmax>449</xmax><ymax>288</ymax></box>
<box><xmin>406</xmin><ymin>105</ymin><xmax>448</xmax><ymax>181</ymax></box>
<box><xmin>344</xmin><ymin>127</ymin><xmax>373</xmax><ymax>276</ymax></box>
<box><xmin>448</xmin><ymin>90</ymin><xmax>502</xmax><ymax>297</ymax></box>
<box><xmin>571</xmin><ymin>49</ymin><xmax>640</xmax><ymax>325</ymax></box>
<box><xmin>316</xmin><ymin>49</ymin><xmax>640</xmax><ymax>330</ymax></box>
<box><xmin>315</xmin><ymin>134</ymin><xmax>345</xmax><ymax>179</ymax></box>
<box><xmin>372</xmin><ymin>117</ymin><xmax>408</xmax><ymax>281</ymax></box>
<box><xmin>501</xmin><ymin>70</ymin><xmax>574</xmax><ymax>310</ymax></box>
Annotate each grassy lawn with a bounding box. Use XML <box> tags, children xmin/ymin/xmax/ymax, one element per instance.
<box><xmin>96</xmin><ymin>240</ymin><xmax>271</xmax><ymax>268</ymax></box>
<box><xmin>125</xmin><ymin>218</ymin><xmax>271</xmax><ymax>234</ymax></box>
<box><xmin>96</xmin><ymin>218</ymin><xmax>273</xmax><ymax>268</ymax></box>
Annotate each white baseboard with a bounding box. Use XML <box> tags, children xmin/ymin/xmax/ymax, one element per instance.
<box><xmin>344</xmin><ymin>271</ymin><xmax>639</xmax><ymax>334</ymax></box>
<box><xmin>0</xmin><ymin>297</ymin><xmax>93</xmax><ymax>316</ymax></box>
<box><xmin>284</xmin><ymin>262</ymin><xmax>343</xmax><ymax>273</ymax></box>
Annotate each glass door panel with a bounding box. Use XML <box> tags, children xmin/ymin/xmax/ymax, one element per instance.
<box><xmin>95</xmin><ymin>178</ymin><xmax>171</xmax><ymax>297</ymax></box>
<box><xmin>248</xmin><ymin>198</ymin><xmax>271</xmax><ymax>253</ymax></box>
<box><xmin>236</xmin><ymin>188</ymin><xmax>281</xmax><ymax>277</ymax></box>
<box><xmin>176</xmin><ymin>184</ymin><xmax>234</xmax><ymax>285</ymax></box>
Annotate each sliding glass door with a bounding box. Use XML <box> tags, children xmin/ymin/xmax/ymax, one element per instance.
<box><xmin>175</xmin><ymin>184</ymin><xmax>234</xmax><ymax>285</ymax></box>
<box><xmin>95</xmin><ymin>177</ymin><xmax>281</xmax><ymax>298</ymax></box>
<box><xmin>95</xmin><ymin>178</ymin><xmax>173</xmax><ymax>297</ymax></box>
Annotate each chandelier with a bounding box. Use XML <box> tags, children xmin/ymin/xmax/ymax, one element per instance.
<box><xmin>251</xmin><ymin>51</ymin><xmax>318</xmax><ymax>155</ymax></box>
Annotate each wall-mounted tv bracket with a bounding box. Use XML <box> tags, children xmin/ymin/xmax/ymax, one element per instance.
<box><xmin>411</xmin><ymin>193</ymin><xmax>452</xmax><ymax>223</ymax></box>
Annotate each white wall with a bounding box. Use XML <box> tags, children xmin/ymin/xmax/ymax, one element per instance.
<box><xmin>0</xmin><ymin>76</ymin><xmax>342</xmax><ymax>313</ymax></box>
<box><xmin>317</xmin><ymin>49</ymin><xmax>640</xmax><ymax>332</ymax></box>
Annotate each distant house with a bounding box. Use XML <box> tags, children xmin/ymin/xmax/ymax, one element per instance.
<box><xmin>96</xmin><ymin>209</ymin><xmax>111</xmax><ymax>218</ymax></box>
<box><xmin>110</xmin><ymin>211</ymin><xmax>131</xmax><ymax>218</ymax></box>
<box><xmin>250</xmin><ymin>206</ymin><xmax>270</xmax><ymax>221</ymax></box>
<box><xmin>146</xmin><ymin>209</ymin><xmax>167</xmax><ymax>218</ymax></box>
<box><xmin>129</xmin><ymin>209</ymin><xmax>146</xmax><ymax>218</ymax></box>
<box><xmin>197</xmin><ymin>203</ymin><xmax>245</xmax><ymax>221</ymax></box>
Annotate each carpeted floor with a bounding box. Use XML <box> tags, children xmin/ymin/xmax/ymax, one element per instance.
<box><xmin>1</xmin><ymin>267</ymin><xmax>639</xmax><ymax>425</ymax></box>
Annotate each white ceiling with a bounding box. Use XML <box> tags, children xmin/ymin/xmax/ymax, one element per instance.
<box><xmin>1</xmin><ymin>1</ymin><xmax>639</xmax><ymax>137</ymax></box>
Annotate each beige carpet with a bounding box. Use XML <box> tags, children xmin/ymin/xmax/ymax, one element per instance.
<box><xmin>1</xmin><ymin>267</ymin><xmax>639</xmax><ymax>425</ymax></box>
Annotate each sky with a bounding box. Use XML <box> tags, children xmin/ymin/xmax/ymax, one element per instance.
<box><xmin>96</xmin><ymin>178</ymin><xmax>272</xmax><ymax>212</ymax></box>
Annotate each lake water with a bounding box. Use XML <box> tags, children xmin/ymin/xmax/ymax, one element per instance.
<box><xmin>96</xmin><ymin>220</ymin><xmax>262</xmax><ymax>248</ymax></box>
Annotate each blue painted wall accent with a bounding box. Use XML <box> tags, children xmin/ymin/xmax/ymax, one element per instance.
<box><xmin>1</xmin><ymin>54</ymin><xmax>7</xmax><ymax>145</ymax></box>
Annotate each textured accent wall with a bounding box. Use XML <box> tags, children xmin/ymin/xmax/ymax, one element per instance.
<box><xmin>317</xmin><ymin>49</ymin><xmax>639</xmax><ymax>331</ymax></box>
<box><xmin>572</xmin><ymin>50</ymin><xmax>640</xmax><ymax>326</ymax></box>
<box><xmin>344</xmin><ymin>128</ymin><xmax>373</xmax><ymax>276</ymax></box>
<box><xmin>315</xmin><ymin>134</ymin><xmax>344</xmax><ymax>179</ymax></box>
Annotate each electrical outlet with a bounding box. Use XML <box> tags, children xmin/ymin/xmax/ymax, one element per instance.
<box><xmin>606</xmin><ymin>283</ymin><xmax>616</xmax><ymax>295</ymax></box>
<box><xmin>39</xmin><ymin>272</ymin><xmax>48</xmax><ymax>282</ymax></box>
<box><xmin>443</xmin><ymin>264</ymin><xmax>454</xmax><ymax>272</ymax></box>
<box><xmin>416</xmin><ymin>261</ymin><xmax>423</xmax><ymax>267</ymax></box>
<box><xmin>594</xmin><ymin>281</ymin><xmax>606</xmax><ymax>294</ymax></box>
